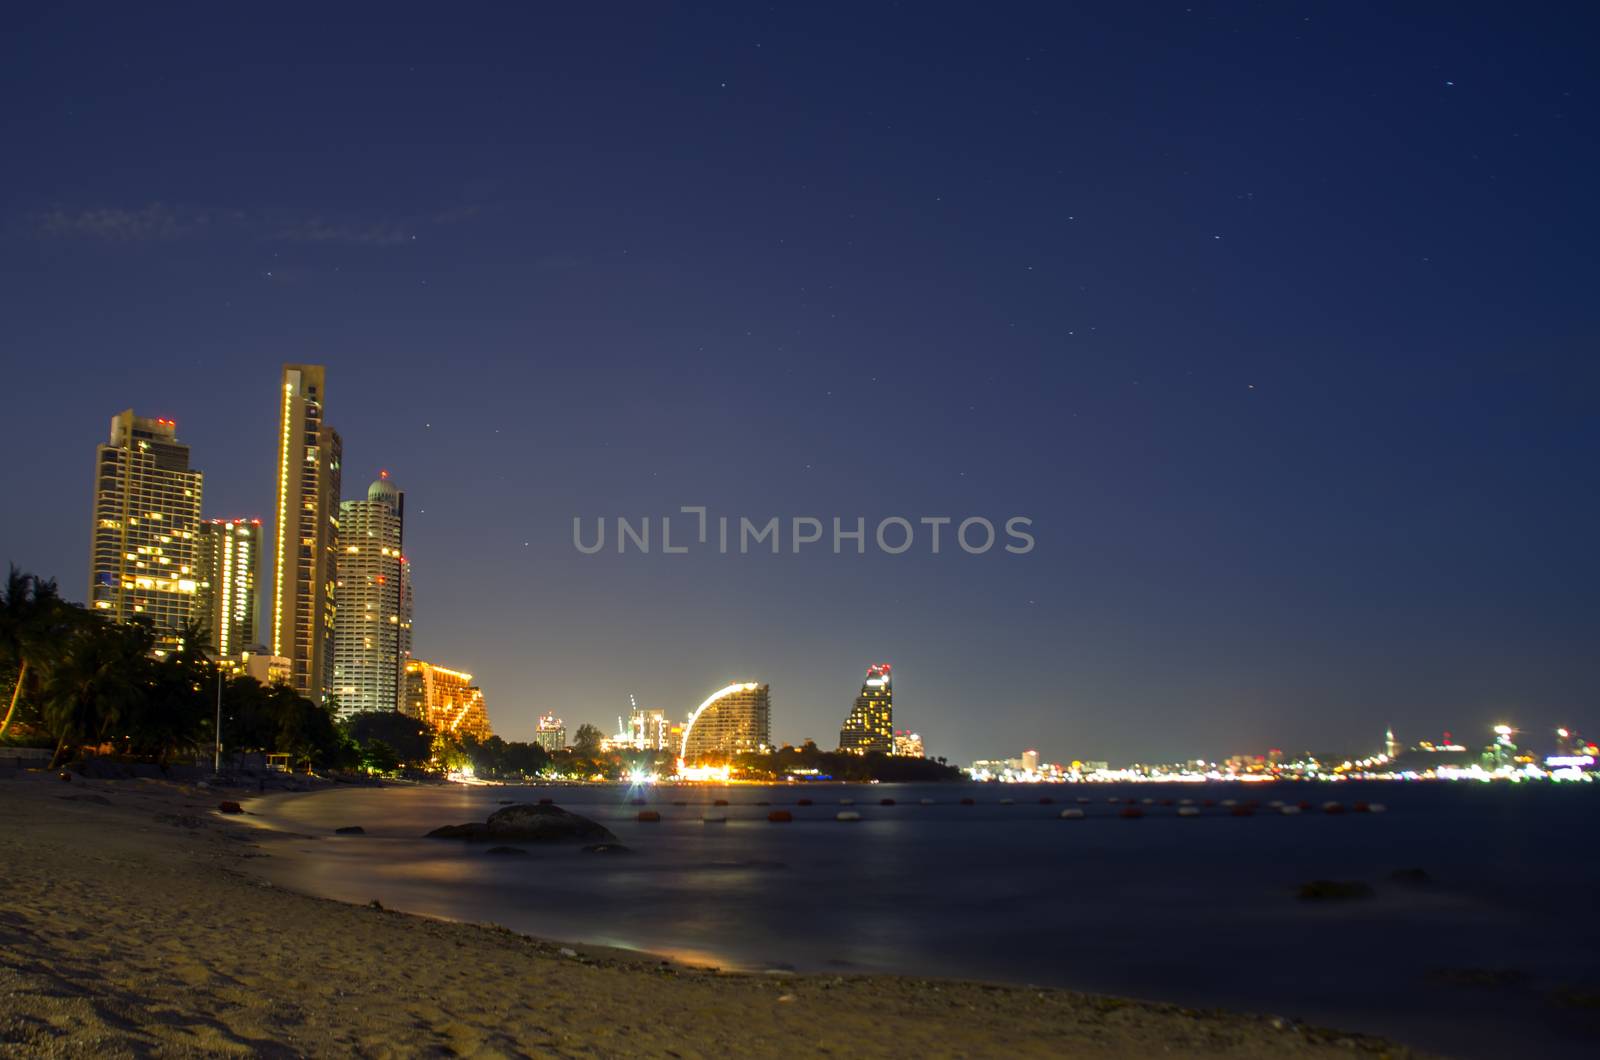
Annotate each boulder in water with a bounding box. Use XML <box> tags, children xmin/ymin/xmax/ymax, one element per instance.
<box><xmin>426</xmin><ymin>802</ymin><xmax>616</xmax><ymax>844</ymax></box>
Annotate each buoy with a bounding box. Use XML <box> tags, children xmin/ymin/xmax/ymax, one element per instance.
<box><xmin>797</xmin><ymin>798</ymin><xmax>813</xmax><ymax>806</ymax></box>
<box><xmin>1120</xmin><ymin>806</ymin><xmax>1144</xmax><ymax>819</ymax></box>
<box><xmin>836</xmin><ymin>811</ymin><xmax>861</xmax><ymax>822</ymax></box>
<box><xmin>1322</xmin><ymin>801</ymin><xmax>1345</xmax><ymax>815</ymax></box>
<box><xmin>1178</xmin><ymin>798</ymin><xmax>1195</xmax><ymax>806</ymax></box>
<box><xmin>1141</xmin><ymin>798</ymin><xmax>1155</xmax><ymax>806</ymax></box>
<box><xmin>959</xmin><ymin>797</ymin><xmax>976</xmax><ymax>806</ymax></box>
<box><xmin>1108</xmin><ymin>797</ymin><xmax>1121</xmax><ymax>804</ymax></box>
<box><xmin>879</xmin><ymin>797</ymin><xmax>896</xmax><ymax>806</ymax></box>
<box><xmin>1177</xmin><ymin>806</ymin><xmax>1200</xmax><ymax>817</ymax></box>
<box><xmin>1076</xmin><ymin>797</ymin><xmax>1091</xmax><ymax>804</ymax></box>
<box><xmin>999</xmin><ymin>797</ymin><xmax>1015</xmax><ymax>805</ymax></box>
<box><xmin>1202</xmin><ymin>799</ymin><xmax>1217</xmax><ymax>807</ymax></box>
<box><xmin>767</xmin><ymin>810</ymin><xmax>793</xmax><ymax>823</ymax></box>
<box><xmin>1267</xmin><ymin>800</ymin><xmax>1284</xmax><ymax>808</ymax></box>
<box><xmin>755</xmin><ymin>800</ymin><xmax>769</xmax><ymax>807</ymax></box>
<box><xmin>1230</xmin><ymin>805</ymin><xmax>1254</xmax><ymax>817</ymax></box>
<box><xmin>1220</xmin><ymin>798</ymin><xmax>1237</xmax><ymax>807</ymax></box>
<box><xmin>702</xmin><ymin>815</ymin><xmax>727</xmax><ymax>824</ymax></box>
<box><xmin>839</xmin><ymin>798</ymin><xmax>854</xmax><ymax>806</ymax></box>
<box><xmin>713</xmin><ymin>798</ymin><xmax>730</xmax><ymax>807</ymax></box>
<box><xmin>1352</xmin><ymin>801</ymin><xmax>1370</xmax><ymax>813</ymax></box>
<box><xmin>1297</xmin><ymin>800</ymin><xmax>1313</xmax><ymax>811</ymax></box>
<box><xmin>1039</xmin><ymin>796</ymin><xmax>1054</xmax><ymax>805</ymax></box>
<box><xmin>1059</xmin><ymin>808</ymin><xmax>1085</xmax><ymax>819</ymax></box>
<box><xmin>1368</xmin><ymin>803</ymin><xmax>1387</xmax><ymax>814</ymax></box>
<box><xmin>1280</xmin><ymin>805</ymin><xmax>1301</xmax><ymax>816</ymax></box>
<box><xmin>919</xmin><ymin>798</ymin><xmax>935</xmax><ymax>805</ymax></box>
<box><xmin>637</xmin><ymin>810</ymin><xmax>661</xmax><ymax>822</ymax></box>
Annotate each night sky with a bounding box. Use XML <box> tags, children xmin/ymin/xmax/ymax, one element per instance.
<box><xmin>3</xmin><ymin>3</ymin><xmax>1596</xmax><ymax>763</ymax></box>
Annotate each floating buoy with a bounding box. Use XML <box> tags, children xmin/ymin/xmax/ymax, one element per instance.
<box><xmin>755</xmin><ymin>800</ymin><xmax>769</xmax><ymax>807</ymax></box>
<box><xmin>999</xmin><ymin>798</ymin><xmax>1015</xmax><ymax>805</ymax></box>
<box><xmin>713</xmin><ymin>798</ymin><xmax>729</xmax><ymax>807</ymax></box>
<box><xmin>1059</xmin><ymin>808</ymin><xmax>1085</xmax><ymax>819</ymax></box>
<box><xmin>1280</xmin><ymin>805</ymin><xmax>1301</xmax><ymax>816</ymax></box>
<box><xmin>880</xmin><ymin>798</ymin><xmax>896</xmax><ymax>806</ymax></box>
<box><xmin>1178</xmin><ymin>798</ymin><xmax>1195</xmax><ymax>806</ymax></box>
<box><xmin>797</xmin><ymin>798</ymin><xmax>813</xmax><ymax>807</ymax></box>
<box><xmin>1109</xmin><ymin>797</ymin><xmax>1122</xmax><ymax>804</ymax></box>
<box><xmin>1352</xmin><ymin>801</ymin><xmax>1370</xmax><ymax>813</ymax></box>
<box><xmin>959</xmin><ymin>797</ymin><xmax>976</xmax><ymax>806</ymax></box>
<box><xmin>1077</xmin><ymin>797</ymin><xmax>1091</xmax><ymax>804</ymax></box>
<box><xmin>767</xmin><ymin>810</ymin><xmax>793</xmax><ymax>823</ymax></box>
<box><xmin>1141</xmin><ymin>798</ymin><xmax>1155</xmax><ymax>806</ymax></box>
<box><xmin>637</xmin><ymin>810</ymin><xmax>661</xmax><ymax>822</ymax></box>
<box><xmin>1039</xmin><ymin>796</ymin><xmax>1054</xmax><ymax>805</ymax></box>
<box><xmin>1177</xmin><ymin>806</ymin><xmax>1200</xmax><ymax>817</ymax></box>
<box><xmin>1267</xmin><ymin>800</ymin><xmax>1284</xmax><ymax>809</ymax></box>
<box><xmin>1202</xmin><ymin>799</ymin><xmax>1217</xmax><ymax>808</ymax></box>
<box><xmin>702</xmin><ymin>816</ymin><xmax>727</xmax><ymax>824</ymax></box>
<box><xmin>1120</xmin><ymin>806</ymin><xmax>1144</xmax><ymax>819</ymax></box>
<box><xmin>1220</xmin><ymin>798</ymin><xmax>1237</xmax><ymax>807</ymax></box>
<box><xmin>1230</xmin><ymin>805</ymin><xmax>1254</xmax><ymax>817</ymax></box>
<box><xmin>836</xmin><ymin>811</ymin><xmax>861</xmax><ymax>822</ymax></box>
<box><xmin>839</xmin><ymin>798</ymin><xmax>854</xmax><ymax>806</ymax></box>
<box><xmin>919</xmin><ymin>798</ymin><xmax>935</xmax><ymax>805</ymax></box>
<box><xmin>1322</xmin><ymin>802</ymin><xmax>1345</xmax><ymax>815</ymax></box>
<box><xmin>1368</xmin><ymin>803</ymin><xmax>1387</xmax><ymax>814</ymax></box>
<box><xmin>538</xmin><ymin>797</ymin><xmax>554</xmax><ymax>805</ymax></box>
<box><xmin>1297</xmin><ymin>800</ymin><xmax>1313</xmax><ymax>811</ymax></box>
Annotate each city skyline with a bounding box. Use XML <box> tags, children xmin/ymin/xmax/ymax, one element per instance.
<box><xmin>3</xmin><ymin>5</ymin><xmax>1595</xmax><ymax>763</ymax></box>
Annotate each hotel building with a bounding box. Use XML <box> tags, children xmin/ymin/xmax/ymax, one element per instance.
<box><xmin>838</xmin><ymin>663</ymin><xmax>893</xmax><ymax>754</ymax></box>
<box><xmin>533</xmin><ymin>712</ymin><xmax>567</xmax><ymax>752</ymax></box>
<box><xmin>680</xmin><ymin>683</ymin><xmax>771</xmax><ymax>762</ymax></box>
<box><xmin>193</xmin><ymin>518</ymin><xmax>261</xmax><ymax>658</ymax></box>
<box><xmin>332</xmin><ymin>473</ymin><xmax>412</xmax><ymax>715</ymax></box>
<box><xmin>269</xmin><ymin>365</ymin><xmax>342</xmax><ymax>704</ymax></box>
<box><xmin>404</xmin><ymin>659</ymin><xmax>493</xmax><ymax>740</ymax></box>
<box><xmin>87</xmin><ymin>410</ymin><xmax>203</xmax><ymax>652</ymax></box>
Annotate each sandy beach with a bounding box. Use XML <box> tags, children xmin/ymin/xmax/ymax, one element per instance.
<box><xmin>0</xmin><ymin>773</ymin><xmax>1427</xmax><ymax>1058</ymax></box>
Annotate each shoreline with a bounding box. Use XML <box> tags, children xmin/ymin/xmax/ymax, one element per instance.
<box><xmin>1</xmin><ymin>772</ymin><xmax>1430</xmax><ymax>1057</ymax></box>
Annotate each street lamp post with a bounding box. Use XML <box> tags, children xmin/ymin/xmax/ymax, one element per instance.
<box><xmin>213</xmin><ymin>664</ymin><xmax>223</xmax><ymax>775</ymax></box>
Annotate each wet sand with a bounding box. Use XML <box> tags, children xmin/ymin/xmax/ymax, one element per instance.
<box><xmin>0</xmin><ymin>772</ymin><xmax>1428</xmax><ymax>1057</ymax></box>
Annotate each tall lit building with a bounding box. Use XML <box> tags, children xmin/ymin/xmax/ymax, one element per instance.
<box><xmin>534</xmin><ymin>712</ymin><xmax>567</xmax><ymax>752</ymax></box>
<box><xmin>1384</xmin><ymin>727</ymin><xmax>1402</xmax><ymax>759</ymax></box>
<box><xmin>332</xmin><ymin>473</ymin><xmax>411</xmax><ymax>715</ymax></box>
<box><xmin>838</xmin><ymin>663</ymin><xmax>893</xmax><ymax>754</ymax></box>
<box><xmin>269</xmin><ymin>364</ymin><xmax>342</xmax><ymax>703</ymax></box>
<box><xmin>680</xmin><ymin>682</ymin><xmax>770</xmax><ymax>762</ymax></box>
<box><xmin>893</xmin><ymin>730</ymin><xmax>925</xmax><ymax>758</ymax></box>
<box><xmin>87</xmin><ymin>411</ymin><xmax>204</xmax><ymax>651</ymax></box>
<box><xmin>404</xmin><ymin>659</ymin><xmax>493</xmax><ymax>740</ymax></box>
<box><xmin>193</xmin><ymin>518</ymin><xmax>261</xmax><ymax>657</ymax></box>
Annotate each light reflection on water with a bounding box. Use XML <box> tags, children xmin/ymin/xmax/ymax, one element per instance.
<box><xmin>246</xmin><ymin>781</ymin><xmax>1600</xmax><ymax>1058</ymax></box>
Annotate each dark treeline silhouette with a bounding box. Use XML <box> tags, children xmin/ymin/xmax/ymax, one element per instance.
<box><xmin>735</xmin><ymin>741</ymin><xmax>964</xmax><ymax>782</ymax></box>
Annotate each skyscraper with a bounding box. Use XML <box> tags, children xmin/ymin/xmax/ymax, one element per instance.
<box><xmin>680</xmin><ymin>682</ymin><xmax>771</xmax><ymax>762</ymax></box>
<box><xmin>404</xmin><ymin>659</ymin><xmax>493</xmax><ymax>739</ymax></box>
<box><xmin>838</xmin><ymin>663</ymin><xmax>893</xmax><ymax>754</ymax></box>
<box><xmin>269</xmin><ymin>365</ymin><xmax>342</xmax><ymax>703</ymax></box>
<box><xmin>193</xmin><ymin>518</ymin><xmax>261</xmax><ymax>657</ymax></box>
<box><xmin>332</xmin><ymin>473</ymin><xmax>412</xmax><ymax>715</ymax></box>
<box><xmin>534</xmin><ymin>712</ymin><xmax>567</xmax><ymax>752</ymax></box>
<box><xmin>87</xmin><ymin>411</ymin><xmax>204</xmax><ymax>652</ymax></box>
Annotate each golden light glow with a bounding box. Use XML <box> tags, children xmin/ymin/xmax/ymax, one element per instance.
<box><xmin>679</xmin><ymin>682</ymin><xmax>762</xmax><ymax>761</ymax></box>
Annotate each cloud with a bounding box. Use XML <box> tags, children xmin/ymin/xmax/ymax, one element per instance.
<box><xmin>36</xmin><ymin>203</ymin><xmax>240</xmax><ymax>241</ymax></box>
<box><xmin>35</xmin><ymin>201</ymin><xmax>481</xmax><ymax>246</ymax></box>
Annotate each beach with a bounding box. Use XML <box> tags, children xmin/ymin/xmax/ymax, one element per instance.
<box><xmin>0</xmin><ymin>773</ymin><xmax>1425</xmax><ymax>1058</ymax></box>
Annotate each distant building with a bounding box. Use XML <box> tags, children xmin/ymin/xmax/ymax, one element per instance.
<box><xmin>1021</xmin><ymin>748</ymin><xmax>1040</xmax><ymax>772</ymax></box>
<box><xmin>609</xmin><ymin>703</ymin><xmax>671</xmax><ymax>752</ymax></box>
<box><xmin>838</xmin><ymin>663</ymin><xmax>893</xmax><ymax>754</ymax></box>
<box><xmin>533</xmin><ymin>712</ymin><xmax>567</xmax><ymax>752</ymax></box>
<box><xmin>680</xmin><ymin>682</ymin><xmax>771</xmax><ymax>762</ymax></box>
<box><xmin>194</xmin><ymin>518</ymin><xmax>261</xmax><ymax>658</ymax></box>
<box><xmin>87</xmin><ymin>410</ymin><xmax>204</xmax><ymax>652</ymax></box>
<box><xmin>269</xmin><ymin>365</ymin><xmax>342</xmax><ymax>704</ymax></box>
<box><xmin>332</xmin><ymin>473</ymin><xmax>412</xmax><ymax>716</ymax></box>
<box><xmin>1384</xmin><ymin>727</ymin><xmax>1401</xmax><ymax>759</ymax></box>
<box><xmin>404</xmin><ymin>659</ymin><xmax>493</xmax><ymax>740</ymax></box>
<box><xmin>893</xmin><ymin>730</ymin><xmax>925</xmax><ymax>757</ymax></box>
<box><xmin>242</xmin><ymin>649</ymin><xmax>291</xmax><ymax>687</ymax></box>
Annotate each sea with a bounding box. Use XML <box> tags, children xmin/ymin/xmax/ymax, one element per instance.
<box><xmin>247</xmin><ymin>780</ymin><xmax>1600</xmax><ymax>1057</ymax></box>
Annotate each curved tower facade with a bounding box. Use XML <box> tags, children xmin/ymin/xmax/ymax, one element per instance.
<box><xmin>680</xmin><ymin>682</ymin><xmax>771</xmax><ymax>762</ymax></box>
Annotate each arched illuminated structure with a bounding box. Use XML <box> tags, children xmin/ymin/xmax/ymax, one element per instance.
<box><xmin>680</xmin><ymin>682</ymin><xmax>771</xmax><ymax>762</ymax></box>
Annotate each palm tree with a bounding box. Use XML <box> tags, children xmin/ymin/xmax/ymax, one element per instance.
<box><xmin>0</xmin><ymin>567</ymin><xmax>70</xmax><ymax>741</ymax></box>
<box><xmin>41</xmin><ymin>618</ymin><xmax>152</xmax><ymax>769</ymax></box>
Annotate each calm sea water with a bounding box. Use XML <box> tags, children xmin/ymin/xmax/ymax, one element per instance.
<box><xmin>248</xmin><ymin>781</ymin><xmax>1600</xmax><ymax>1057</ymax></box>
